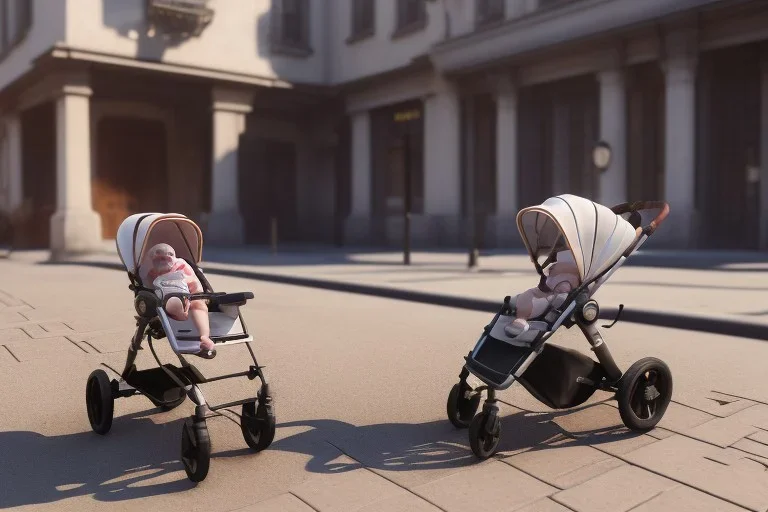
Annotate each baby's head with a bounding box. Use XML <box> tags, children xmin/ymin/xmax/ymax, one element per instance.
<box><xmin>148</xmin><ymin>243</ymin><xmax>177</xmax><ymax>274</ymax></box>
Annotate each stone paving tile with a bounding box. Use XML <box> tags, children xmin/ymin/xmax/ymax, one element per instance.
<box><xmin>0</xmin><ymin>311</ymin><xmax>26</xmax><ymax>324</ymax></box>
<box><xmin>0</xmin><ymin>345</ymin><xmax>19</xmax><ymax>364</ymax></box>
<box><xmin>356</xmin><ymin>492</ymin><xmax>442</xmax><ymax>512</ymax></box>
<box><xmin>515</xmin><ymin>498</ymin><xmax>573</xmax><ymax>512</ymax></box>
<box><xmin>657</xmin><ymin>401</ymin><xmax>717</xmax><ymax>434</ymax></box>
<box><xmin>413</xmin><ymin>460</ymin><xmax>556</xmax><ymax>512</ymax></box>
<box><xmin>65</xmin><ymin>317</ymin><xmax>133</xmax><ymax>334</ymax></box>
<box><xmin>730</xmin><ymin>404</ymin><xmax>768</xmax><ymax>431</ymax></box>
<box><xmin>684</xmin><ymin>392</ymin><xmax>758</xmax><ymax>418</ymax></box>
<box><xmin>552</xmin><ymin>465</ymin><xmax>678</xmax><ymax>512</ymax></box>
<box><xmin>0</xmin><ymin>327</ymin><xmax>31</xmax><ymax>342</ymax></box>
<box><xmin>4</xmin><ymin>336</ymin><xmax>85</xmax><ymax>361</ymax></box>
<box><xmin>0</xmin><ymin>289</ymin><xmax>25</xmax><ymax>307</ymax></box>
<box><xmin>236</xmin><ymin>493</ymin><xmax>316</xmax><ymax>512</ymax></box>
<box><xmin>502</xmin><ymin>436</ymin><xmax>625</xmax><ymax>489</ymax></box>
<box><xmin>21</xmin><ymin>322</ymin><xmax>74</xmax><ymax>339</ymax></box>
<box><xmin>291</xmin><ymin>457</ymin><xmax>413</xmax><ymax>512</ymax></box>
<box><xmin>747</xmin><ymin>430</ymin><xmax>768</xmax><ymax>445</ymax></box>
<box><xmin>624</xmin><ymin>434</ymin><xmax>768</xmax><ymax>512</ymax></box>
<box><xmin>631</xmin><ymin>485</ymin><xmax>750</xmax><ymax>512</ymax></box>
<box><xmin>67</xmin><ymin>330</ymin><xmax>134</xmax><ymax>354</ymax></box>
<box><xmin>551</xmin><ymin>403</ymin><xmax>623</xmax><ymax>436</ymax></box>
<box><xmin>684</xmin><ymin>417</ymin><xmax>761</xmax><ymax>448</ymax></box>
<box><xmin>646</xmin><ymin>427</ymin><xmax>675</xmax><ymax>440</ymax></box>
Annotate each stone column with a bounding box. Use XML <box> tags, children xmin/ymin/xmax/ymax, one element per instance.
<box><xmin>491</xmin><ymin>73</ymin><xmax>520</xmax><ymax>247</ymax></box>
<box><xmin>49</xmin><ymin>79</ymin><xmax>103</xmax><ymax>259</ymax></box>
<box><xmin>598</xmin><ymin>67</ymin><xmax>628</xmax><ymax>206</ymax></box>
<box><xmin>423</xmin><ymin>78</ymin><xmax>462</xmax><ymax>246</ymax></box>
<box><xmin>661</xmin><ymin>26</ymin><xmax>698</xmax><ymax>248</ymax></box>
<box><xmin>344</xmin><ymin>109</ymin><xmax>372</xmax><ymax>245</ymax></box>
<box><xmin>207</xmin><ymin>87</ymin><xmax>252</xmax><ymax>246</ymax></box>
<box><xmin>760</xmin><ymin>47</ymin><xmax>768</xmax><ymax>249</ymax></box>
<box><xmin>5</xmin><ymin>115</ymin><xmax>22</xmax><ymax>213</ymax></box>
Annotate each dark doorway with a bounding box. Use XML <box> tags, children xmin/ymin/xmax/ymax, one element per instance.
<box><xmin>94</xmin><ymin>117</ymin><xmax>169</xmax><ymax>239</ymax></box>
<box><xmin>517</xmin><ymin>75</ymin><xmax>598</xmax><ymax>208</ymax></box>
<box><xmin>462</xmin><ymin>93</ymin><xmax>497</xmax><ymax>249</ymax></box>
<box><xmin>18</xmin><ymin>102</ymin><xmax>56</xmax><ymax>249</ymax></box>
<box><xmin>626</xmin><ymin>62</ymin><xmax>665</xmax><ymax>203</ymax></box>
<box><xmin>238</xmin><ymin>137</ymin><xmax>298</xmax><ymax>244</ymax></box>
<box><xmin>697</xmin><ymin>43</ymin><xmax>761</xmax><ymax>249</ymax></box>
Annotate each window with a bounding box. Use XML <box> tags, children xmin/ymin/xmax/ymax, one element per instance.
<box><xmin>271</xmin><ymin>0</ymin><xmax>311</xmax><ymax>56</ymax></box>
<box><xmin>393</xmin><ymin>0</ymin><xmax>426</xmax><ymax>37</ymax></box>
<box><xmin>476</xmin><ymin>0</ymin><xmax>504</xmax><ymax>27</ymax></box>
<box><xmin>349</xmin><ymin>0</ymin><xmax>374</xmax><ymax>42</ymax></box>
<box><xmin>0</xmin><ymin>0</ymin><xmax>33</xmax><ymax>59</ymax></box>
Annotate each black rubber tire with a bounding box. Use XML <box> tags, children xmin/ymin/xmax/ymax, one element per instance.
<box><xmin>617</xmin><ymin>357</ymin><xmax>673</xmax><ymax>432</ymax></box>
<box><xmin>468</xmin><ymin>412</ymin><xmax>501</xmax><ymax>460</ymax></box>
<box><xmin>447</xmin><ymin>383</ymin><xmax>481</xmax><ymax>429</ymax></box>
<box><xmin>181</xmin><ymin>419</ymin><xmax>211</xmax><ymax>483</ymax></box>
<box><xmin>86</xmin><ymin>369</ymin><xmax>114</xmax><ymax>435</ymax></box>
<box><xmin>241</xmin><ymin>402</ymin><xmax>276</xmax><ymax>452</ymax></box>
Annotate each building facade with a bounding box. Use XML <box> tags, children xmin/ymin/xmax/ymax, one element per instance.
<box><xmin>0</xmin><ymin>0</ymin><xmax>767</xmax><ymax>255</ymax></box>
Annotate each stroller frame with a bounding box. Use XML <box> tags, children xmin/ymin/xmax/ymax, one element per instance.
<box><xmin>85</xmin><ymin>213</ymin><xmax>276</xmax><ymax>483</ymax></box>
<box><xmin>447</xmin><ymin>199</ymin><xmax>673</xmax><ymax>459</ymax></box>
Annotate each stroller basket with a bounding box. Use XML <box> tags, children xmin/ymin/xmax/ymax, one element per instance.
<box><xmin>466</xmin><ymin>337</ymin><xmax>534</xmax><ymax>388</ymax></box>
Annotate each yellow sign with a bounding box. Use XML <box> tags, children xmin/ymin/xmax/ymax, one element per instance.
<box><xmin>394</xmin><ymin>109</ymin><xmax>421</xmax><ymax>122</ymax></box>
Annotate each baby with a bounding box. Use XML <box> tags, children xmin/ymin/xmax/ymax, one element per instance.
<box><xmin>505</xmin><ymin>250</ymin><xmax>580</xmax><ymax>338</ymax></box>
<box><xmin>144</xmin><ymin>243</ymin><xmax>216</xmax><ymax>359</ymax></box>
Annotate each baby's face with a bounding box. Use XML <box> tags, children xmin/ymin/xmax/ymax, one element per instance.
<box><xmin>150</xmin><ymin>244</ymin><xmax>176</xmax><ymax>274</ymax></box>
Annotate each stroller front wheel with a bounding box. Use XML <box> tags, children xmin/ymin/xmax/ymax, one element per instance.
<box><xmin>240</xmin><ymin>401</ymin><xmax>276</xmax><ymax>452</ymax></box>
<box><xmin>469</xmin><ymin>411</ymin><xmax>501</xmax><ymax>459</ymax></box>
<box><xmin>617</xmin><ymin>357</ymin><xmax>673</xmax><ymax>432</ymax></box>
<box><xmin>181</xmin><ymin>418</ymin><xmax>211</xmax><ymax>482</ymax></box>
<box><xmin>447</xmin><ymin>383</ymin><xmax>481</xmax><ymax>429</ymax></box>
<box><xmin>86</xmin><ymin>369</ymin><xmax>114</xmax><ymax>435</ymax></box>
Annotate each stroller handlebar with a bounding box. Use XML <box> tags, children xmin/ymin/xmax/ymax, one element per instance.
<box><xmin>610</xmin><ymin>201</ymin><xmax>670</xmax><ymax>235</ymax></box>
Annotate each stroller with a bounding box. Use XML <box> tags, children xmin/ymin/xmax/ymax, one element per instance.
<box><xmin>84</xmin><ymin>213</ymin><xmax>276</xmax><ymax>482</ymax></box>
<box><xmin>446</xmin><ymin>195</ymin><xmax>672</xmax><ymax>459</ymax></box>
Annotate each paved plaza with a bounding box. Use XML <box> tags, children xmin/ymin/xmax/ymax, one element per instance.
<box><xmin>2</xmin><ymin>250</ymin><xmax>768</xmax><ymax>511</ymax></box>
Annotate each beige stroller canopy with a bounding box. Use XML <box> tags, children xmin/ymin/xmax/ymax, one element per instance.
<box><xmin>116</xmin><ymin>213</ymin><xmax>203</xmax><ymax>278</ymax></box>
<box><xmin>516</xmin><ymin>194</ymin><xmax>639</xmax><ymax>284</ymax></box>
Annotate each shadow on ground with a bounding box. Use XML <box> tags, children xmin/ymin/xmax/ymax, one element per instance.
<box><xmin>0</xmin><ymin>411</ymin><xmax>195</xmax><ymax>508</ymax></box>
<box><xmin>1</xmin><ymin>397</ymin><xmax>646</xmax><ymax>508</ymax></box>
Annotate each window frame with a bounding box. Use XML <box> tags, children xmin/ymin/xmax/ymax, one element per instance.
<box><xmin>270</xmin><ymin>0</ymin><xmax>313</xmax><ymax>57</ymax></box>
<box><xmin>0</xmin><ymin>0</ymin><xmax>33</xmax><ymax>63</ymax></box>
<box><xmin>391</xmin><ymin>0</ymin><xmax>426</xmax><ymax>40</ymax></box>
<box><xmin>475</xmin><ymin>0</ymin><xmax>505</xmax><ymax>28</ymax></box>
<box><xmin>347</xmin><ymin>0</ymin><xmax>375</xmax><ymax>44</ymax></box>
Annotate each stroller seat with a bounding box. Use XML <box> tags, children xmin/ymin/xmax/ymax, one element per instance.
<box><xmin>164</xmin><ymin>308</ymin><xmax>252</xmax><ymax>354</ymax></box>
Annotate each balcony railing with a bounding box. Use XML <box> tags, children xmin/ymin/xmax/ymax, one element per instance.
<box><xmin>146</xmin><ymin>0</ymin><xmax>214</xmax><ymax>38</ymax></box>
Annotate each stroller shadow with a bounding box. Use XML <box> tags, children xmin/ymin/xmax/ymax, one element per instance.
<box><xmin>218</xmin><ymin>399</ymin><xmax>644</xmax><ymax>477</ymax></box>
<box><xmin>0</xmin><ymin>411</ymin><xmax>195</xmax><ymax>508</ymax></box>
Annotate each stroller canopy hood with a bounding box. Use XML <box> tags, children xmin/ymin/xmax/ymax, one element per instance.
<box><xmin>116</xmin><ymin>213</ymin><xmax>203</xmax><ymax>276</ymax></box>
<box><xmin>516</xmin><ymin>194</ymin><xmax>638</xmax><ymax>283</ymax></box>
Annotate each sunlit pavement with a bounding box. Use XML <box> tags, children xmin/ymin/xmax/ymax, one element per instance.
<box><xmin>2</xmin><ymin>254</ymin><xmax>768</xmax><ymax>511</ymax></box>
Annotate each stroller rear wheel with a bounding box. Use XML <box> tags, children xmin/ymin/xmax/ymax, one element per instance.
<box><xmin>86</xmin><ymin>369</ymin><xmax>114</xmax><ymax>435</ymax></box>
<box><xmin>617</xmin><ymin>357</ymin><xmax>673</xmax><ymax>432</ymax></box>
<box><xmin>181</xmin><ymin>418</ymin><xmax>211</xmax><ymax>482</ymax></box>
<box><xmin>447</xmin><ymin>382</ymin><xmax>481</xmax><ymax>429</ymax></box>
<box><xmin>469</xmin><ymin>411</ymin><xmax>501</xmax><ymax>459</ymax></box>
<box><xmin>240</xmin><ymin>401</ymin><xmax>276</xmax><ymax>452</ymax></box>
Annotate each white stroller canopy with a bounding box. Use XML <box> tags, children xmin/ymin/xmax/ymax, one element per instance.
<box><xmin>516</xmin><ymin>194</ymin><xmax>638</xmax><ymax>283</ymax></box>
<box><xmin>116</xmin><ymin>213</ymin><xmax>203</xmax><ymax>277</ymax></box>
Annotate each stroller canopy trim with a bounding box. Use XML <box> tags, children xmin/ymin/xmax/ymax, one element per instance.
<box><xmin>515</xmin><ymin>194</ymin><xmax>639</xmax><ymax>284</ymax></box>
<box><xmin>116</xmin><ymin>213</ymin><xmax>203</xmax><ymax>278</ymax></box>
